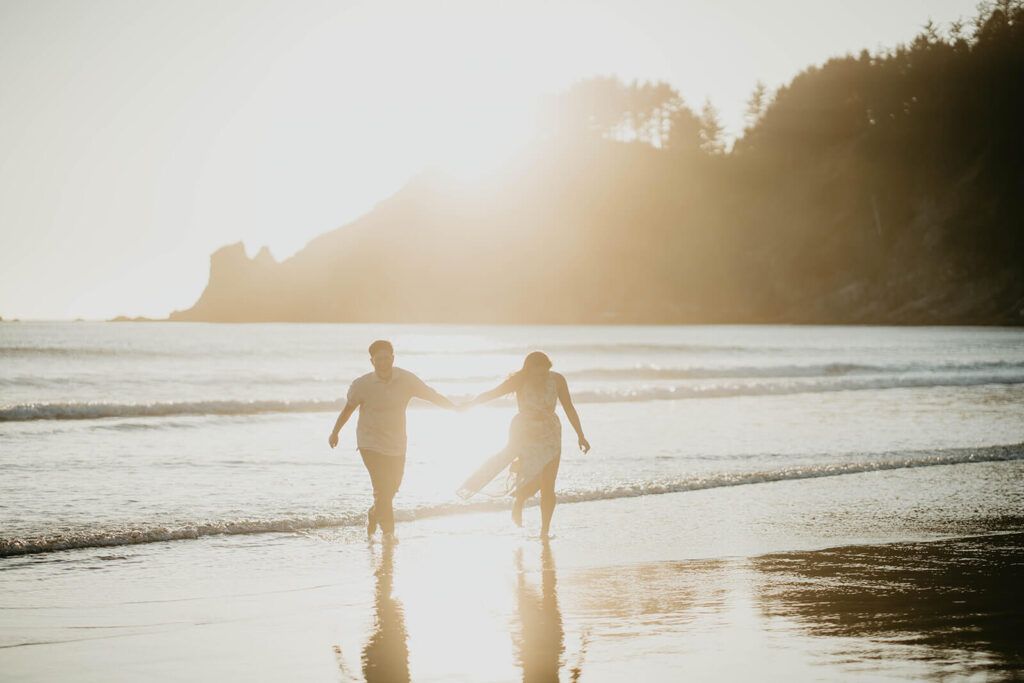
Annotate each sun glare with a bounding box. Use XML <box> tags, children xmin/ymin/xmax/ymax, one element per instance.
<box><xmin>426</xmin><ymin>103</ymin><xmax>539</xmax><ymax>183</ymax></box>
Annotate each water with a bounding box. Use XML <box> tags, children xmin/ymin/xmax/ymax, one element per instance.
<box><xmin>2</xmin><ymin>322</ymin><xmax>1024</xmax><ymax>680</ymax></box>
<box><xmin>2</xmin><ymin>322</ymin><xmax>1023</xmax><ymax>556</ymax></box>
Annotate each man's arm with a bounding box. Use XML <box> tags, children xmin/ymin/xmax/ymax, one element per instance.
<box><xmin>417</xmin><ymin>384</ymin><xmax>458</xmax><ymax>410</ymax></box>
<box><xmin>411</xmin><ymin>375</ymin><xmax>458</xmax><ymax>410</ymax></box>
<box><xmin>328</xmin><ymin>402</ymin><xmax>357</xmax><ymax>448</ymax></box>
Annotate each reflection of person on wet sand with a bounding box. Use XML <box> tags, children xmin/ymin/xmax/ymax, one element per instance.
<box><xmin>460</xmin><ymin>352</ymin><xmax>590</xmax><ymax>537</ymax></box>
<box><xmin>361</xmin><ymin>542</ymin><xmax>410</xmax><ymax>683</ymax></box>
<box><xmin>514</xmin><ymin>540</ymin><xmax>566</xmax><ymax>682</ymax></box>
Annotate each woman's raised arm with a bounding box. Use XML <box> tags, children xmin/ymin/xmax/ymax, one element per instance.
<box><xmin>555</xmin><ymin>373</ymin><xmax>590</xmax><ymax>453</ymax></box>
<box><xmin>464</xmin><ymin>376</ymin><xmax>519</xmax><ymax>409</ymax></box>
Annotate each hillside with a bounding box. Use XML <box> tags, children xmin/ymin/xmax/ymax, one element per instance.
<box><xmin>169</xmin><ymin>2</ymin><xmax>1024</xmax><ymax>325</ymax></box>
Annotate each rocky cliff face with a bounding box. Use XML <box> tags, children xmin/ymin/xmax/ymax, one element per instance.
<box><xmin>169</xmin><ymin>243</ymin><xmax>282</xmax><ymax>322</ymax></box>
<box><xmin>165</xmin><ymin>6</ymin><xmax>1024</xmax><ymax>325</ymax></box>
<box><xmin>167</xmin><ymin>141</ymin><xmax>1024</xmax><ymax>325</ymax></box>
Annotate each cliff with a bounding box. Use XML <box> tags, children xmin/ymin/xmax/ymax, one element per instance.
<box><xmin>168</xmin><ymin>4</ymin><xmax>1024</xmax><ymax>325</ymax></box>
<box><xmin>168</xmin><ymin>139</ymin><xmax>1024</xmax><ymax>325</ymax></box>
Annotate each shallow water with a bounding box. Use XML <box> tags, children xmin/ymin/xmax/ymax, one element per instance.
<box><xmin>1</xmin><ymin>460</ymin><xmax>1021</xmax><ymax>681</ymax></box>
<box><xmin>2</xmin><ymin>323</ymin><xmax>1023</xmax><ymax>557</ymax></box>
<box><xmin>1</xmin><ymin>323</ymin><xmax>1023</xmax><ymax>680</ymax></box>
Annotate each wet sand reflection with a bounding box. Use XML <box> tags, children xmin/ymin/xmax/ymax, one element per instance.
<box><xmin>753</xmin><ymin>533</ymin><xmax>1024</xmax><ymax>677</ymax></box>
<box><xmin>360</xmin><ymin>542</ymin><xmax>410</xmax><ymax>683</ymax></box>
<box><xmin>333</xmin><ymin>531</ymin><xmax>1022</xmax><ymax>680</ymax></box>
<box><xmin>513</xmin><ymin>540</ymin><xmax>570</xmax><ymax>682</ymax></box>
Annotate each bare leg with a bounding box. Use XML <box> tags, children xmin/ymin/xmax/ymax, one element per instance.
<box><xmin>367</xmin><ymin>505</ymin><xmax>378</xmax><ymax>537</ymax></box>
<box><xmin>361</xmin><ymin>451</ymin><xmax>406</xmax><ymax>537</ymax></box>
<box><xmin>375</xmin><ymin>489</ymin><xmax>397</xmax><ymax>536</ymax></box>
<box><xmin>513</xmin><ymin>477</ymin><xmax>542</xmax><ymax>528</ymax></box>
<box><xmin>539</xmin><ymin>456</ymin><xmax>560</xmax><ymax>538</ymax></box>
<box><xmin>512</xmin><ymin>496</ymin><xmax>524</xmax><ymax>527</ymax></box>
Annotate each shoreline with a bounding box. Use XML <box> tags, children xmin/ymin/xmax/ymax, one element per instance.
<box><xmin>3</xmin><ymin>532</ymin><xmax>1020</xmax><ymax>681</ymax></box>
<box><xmin>3</xmin><ymin>450</ymin><xmax>1023</xmax><ymax>560</ymax></box>
<box><xmin>2</xmin><ymin>460</ymin><xmax>1022</xmax><ymax>681</ymax></box>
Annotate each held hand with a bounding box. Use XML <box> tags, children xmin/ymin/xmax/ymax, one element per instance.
<box><xmin>328</xmin><ymin>432</ymin><xmax>339</xmax><ymax>449</ymax></box>
<box><xmin>578</xmin><ymin>436</ymin><xmax>590</xmax><ymax>454</ymax></box>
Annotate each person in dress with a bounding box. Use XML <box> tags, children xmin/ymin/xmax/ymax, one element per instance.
<box><xmin>329</xmin><ymin>339</ymin><xmax>458</xmax><ymax>542</ymax></box>
<box><xmin>460</xmin><ymin>352</ymin><xmax>590</xmax><ymax>537</ymax></box>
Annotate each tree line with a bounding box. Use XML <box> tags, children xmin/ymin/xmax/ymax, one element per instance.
<box><xmin>172</xmin><ymin>2</ymin><xmax>1023</xmax><ymax>324</ymax></box>
<box><xmin>529</xmin><ymin>0</ymin><xmax>1024</xmax><ymax>322</ymax></box>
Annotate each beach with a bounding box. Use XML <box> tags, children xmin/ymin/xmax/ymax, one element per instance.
<box><xmin>5</xmin><ymin>0</ymin><xmax>1024</xmax><ymax>678</ymax></box>
<box><xmin>2</xmin><ymin>323</ymin><xmax>1023</xmax><ymax>680</ymax></box>
<box><xmin>2</xmin><ymin>459</ymin><xmax>1022</xmax><ymax>681</ymax></box>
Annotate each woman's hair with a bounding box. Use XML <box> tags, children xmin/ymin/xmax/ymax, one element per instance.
<box><xmin>521</xmin><ymin>351</ymin><xmax>552</xmax><ymax>372</ymax></box>
<box><xmin>512</xmin><ymin>351</ymin><xmax>552</xmax><ymax>389</ymax></box>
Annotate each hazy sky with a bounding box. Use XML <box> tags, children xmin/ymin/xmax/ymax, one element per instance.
<box><xmin>0</xmin><ymin>0</ymin><xmax>982</xmax><ymax>319</ymax></box>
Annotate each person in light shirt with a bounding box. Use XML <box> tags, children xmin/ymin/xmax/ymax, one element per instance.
<box><xmin>329</xmin><ymin>339</ymin><xmax>457</xmax><ymax>541</ymax></box>
<box><xmin>459</xmin><ymin>351</ymin><xmax>590</xmax><ymax>538</ymax></box>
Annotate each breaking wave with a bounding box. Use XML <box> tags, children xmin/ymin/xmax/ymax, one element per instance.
<box><xmin>3</xmin><ymin>443</ymin><xmax>1020</xmax><ymax>558</ymax></box>
<box><xmin>4</xmin><ymin>364</ymin><xmax>1023</xmax><ymax>422</ymax></box>
<box><xmin>0</xmin><ymin>398</ymin><xmax>346</xmax><ymax>422</ymax></box>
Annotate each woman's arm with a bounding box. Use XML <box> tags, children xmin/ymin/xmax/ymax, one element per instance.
<box><xmin>464</xmin><ymin>376</ymin><xmax>519</xmax><ymax>408</ymax></box>
<box><xmin>555</xmin><ymin>373</ymin><xmax>590</xmax><ymax>453</ymax></box>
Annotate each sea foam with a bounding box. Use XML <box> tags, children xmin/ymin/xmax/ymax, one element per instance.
<box><xmin>3</xmin><ymin>366</ymin><xmax>1022</xmax><ymax>422</ymax></box>
<box><xmin>3</xmin><ymin>443</ymin><xmax>1019</xmax><ymax>558</ymax></box>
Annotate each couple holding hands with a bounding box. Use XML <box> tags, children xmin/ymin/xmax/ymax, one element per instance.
<box><xmin>329</xmin><ymin>340</ymin><xmax>590</xmax><ymax>541</ymax></box>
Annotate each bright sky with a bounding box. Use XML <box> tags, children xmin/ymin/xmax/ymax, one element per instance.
<box><xmin>0</xmin><ymin>0</ymin><xmax>981</xmax><ymax>320</ymax></box>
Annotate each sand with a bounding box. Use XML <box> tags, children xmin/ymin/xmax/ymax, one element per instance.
<box><xmin>1</xmin><ymin>460</ymin><xmax>1022</xmax><ymax>681</ymax></box>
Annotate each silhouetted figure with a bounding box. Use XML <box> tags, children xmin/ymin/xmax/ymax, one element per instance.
<box><xmin>361</xmin><ymin>542</ymin><xmax>410</xmax><ymax>683</ymax></box>
<box><xmin>514</xmin><ymin>541</ymin><xmax>566</xmax><ymax>682</ymax></box>
<box><xmin>330</xmin><ymin>340</ymin><xmax>457</xmax><ymax>541</ymax></box>
<box><xmin>460</xmin><ymin>352</ymin><xmax>589</xmax><ymax>537</ymax></box>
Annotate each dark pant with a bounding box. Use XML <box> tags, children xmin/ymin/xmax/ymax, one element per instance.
<box><xmin>360</xmin><ymin>450</ymin><xmax>406</xmax><ymax>535</ymax></box>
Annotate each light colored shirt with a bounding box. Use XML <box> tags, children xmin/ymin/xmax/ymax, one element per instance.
<box><xmin>345</xmin><ymin>367</ymin><xmax>442</xmax><ymax>457</ymax></box>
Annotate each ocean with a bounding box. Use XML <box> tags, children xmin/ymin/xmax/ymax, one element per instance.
<box><xmin>2</xmin><ymin>322</ymin><xmax>1023</xmax><ymax>680</ymax></box>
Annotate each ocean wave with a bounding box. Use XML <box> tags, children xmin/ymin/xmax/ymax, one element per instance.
<box><xmin>0</xmin><ymin>503</ymin><xmax>506</xmax><ymax>558</ymax></box>
<box><xmin>555</xmin><ymin>443</ymin><xmax>1024</xmax><ymax>504</ymax></box>
<box><xmin>0</xmin><ymin>398</ymin><xmax>345</xmax><ymax>422</ymax></box>
<box><xmin>2</xmin><ymin>443</ymin><xmax>1020</xmax><ymax>558</ymax></box>
<box><xmin>404</xmin><ymin>342</ymin><xmax>755</xmax><ymax>356</ymax></box>
<box><xmin>3</xmin><ymin>368</ymin><xmax>1023</xmax><ymax>422</ymax></box>
<box><xmin>560</xmin><ymin>360</ymin><xmax>1024</xmax><ymax>381</ymax></box>
<box><xmin>0</xmin><ymin>514</ymin><xmax>361</xmax><ymax>558</ymax></box>
<box><xmin>6</xmin><ymin>360</ymin><xmax>1019</xmax><ymax>395</ymax></box>
<box><xmin>0</xmin><ymin>345</ymin><xmax>181</xmax><ymax>359</ymax></box>
<box><xmin>571</xmin><ymin>369</ymin><xmax>1024</xmax><ymax>402</ymax></box>
<box><xmin>0</xmin><ymin>341</ymin><xmax>746</xmax><ymax>360</ymax></box>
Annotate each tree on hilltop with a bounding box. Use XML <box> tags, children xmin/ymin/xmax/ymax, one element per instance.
<box><xmin>698</xmin><ymin>99</ymin><xmax>725</xmax><ymax>154</ymax></box>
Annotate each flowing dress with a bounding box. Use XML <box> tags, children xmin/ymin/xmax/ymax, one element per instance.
<box><xmin>457</xmin><ymin>374</ymin><xmax>561</xmax><ymax>500</ymax></box>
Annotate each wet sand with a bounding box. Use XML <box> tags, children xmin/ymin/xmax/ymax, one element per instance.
<box><xmin>1</xmin><ymin>461</ymin><xmax>1022</xmax><ymax>681</ymax></box>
